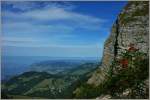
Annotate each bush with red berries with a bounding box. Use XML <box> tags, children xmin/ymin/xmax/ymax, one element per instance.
<box><xmin>106</xmin><ymin>43</ymin><xmax>149</xmax><ymax>98</ymax></box>
<box><xmin>74</xmin><ymin>43</ymin><xmax>148</xmax><ymax>99</ymax></box>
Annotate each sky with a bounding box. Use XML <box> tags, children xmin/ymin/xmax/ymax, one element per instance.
<box><xmin>1</xmin><ymin>1</ymin><xmax>127</xmax><ymax>58</ymax></box>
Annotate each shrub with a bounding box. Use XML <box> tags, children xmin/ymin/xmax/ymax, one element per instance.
<box><xmin>74</xmin><ymin>43</ymin><xmax>149</xmax><ymax>99</ymax></box>
<box><xmin>105</xmin><ymin>43</ymin><xmax>149</xmax><ymax>98</ymax></box>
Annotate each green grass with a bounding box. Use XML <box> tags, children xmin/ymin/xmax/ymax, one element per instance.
<box><xmin>119</xmin><ymin>1</ymin><xmax>148</xmax><ymax>25</ymax></box>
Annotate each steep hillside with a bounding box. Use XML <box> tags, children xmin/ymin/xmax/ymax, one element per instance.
<box><xmin>88</xmin><ymin>1</ymin><xmax>149</xmax><ymax>86</ymax></box>
<box><xmin>74</xmin><ymin>1</ymin><xmax>149</xmax><ymax>99</ymax></box>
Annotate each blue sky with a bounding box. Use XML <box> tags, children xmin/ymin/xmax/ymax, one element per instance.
<box><xmin>2</xmin><ymin>1</ymin><xmax>127</xmax><ymax>58</ymax></box>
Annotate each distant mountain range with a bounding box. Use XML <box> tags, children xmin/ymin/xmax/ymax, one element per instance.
<box><xmin>28</xmin><ymin>60</ymin><xmax>99</xmax><ymax>74</ymax></box>
<box><xmin>2</xmin><ymin>62</ymin><xmax>99</xmax><ymax>99</ymax></box>
<box><xmin>2</xmin><ymin>56</ymin><xmax>100</xmax><ymax>81</ymax></box>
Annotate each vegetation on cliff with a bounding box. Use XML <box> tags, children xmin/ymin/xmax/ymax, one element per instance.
<box><xmin>120</xmin><ymin>1</ymin><xmax>149</xmax><ymax>24</ymax></box>
<box><xmin>74</xmin><ymin>44</ymin><xmax>149</xmax><ymax>99</ymax></box>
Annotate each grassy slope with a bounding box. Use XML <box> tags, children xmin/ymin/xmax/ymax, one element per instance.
<box><xmin>2</xmin><ymin>63</ymin><xmax>99</xmax><ymax>99</ymax></box>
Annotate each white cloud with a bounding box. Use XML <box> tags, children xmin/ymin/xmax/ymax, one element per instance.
<box><xmin>2</xmin><ymin>38</ymin><xmax>101</xmax><ymax>49</ymax></box>
<box><xmin>2</xmin><ymin>2</ymin><xmax>107</xmax><ymax>51</ymax></box>
<box><xmin>12</xmin><ymin>2</ymin><xmax>38</xmax><ymax>11</ymax></box>
<box><xmin>2</xmin><ymin>4</ymin><xmax>106</xmax><ymax>30</ymax></box>
<box><xmin>2</xmin><ymin>21</ymin><xmax>74</xmax><ymax>35</ymax></box>
<box><xmin>21</xmin><ymin>7</ymin><xmax>104</xmax><ymax>24</ymax></box>
<box><xmin>2</xmin><ymin>35</ymin><xmax>103</xmax><ymax>50</ymax></box>
<box><xmin>3</xmin><ymin>1</ymin><xmax>75</xmax><ymax>11</ymax></box>
<box><xmin>2</xmin><ymin>37</ymin><xmax>39</xmax><ymax>43</ymax></box>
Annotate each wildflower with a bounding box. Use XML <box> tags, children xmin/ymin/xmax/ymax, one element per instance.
<box><xmin>119</xmin><ymin>59</ymin><xmax>128</xmax><ymax>68</ymax></box>
<box><xmin>128</xmin><ymin>43</ymin><xmax>139</xmax><ymax>52</ymax></box>
<box><xmin>128</xmin><ymin>46</ymin><xmax>139</xmax><ymax>52</ymax></box>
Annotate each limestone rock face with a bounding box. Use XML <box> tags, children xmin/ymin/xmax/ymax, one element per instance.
<box><xmin>88</xmin><ymin>1</ymin><xmax>149</xmax><ymax>86</ymax></box>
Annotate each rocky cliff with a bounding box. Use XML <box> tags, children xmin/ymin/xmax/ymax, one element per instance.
<box><xmin>88</xmin><ymin>1</ymin><xmax>149</xmax><ymax>86</ymax></box>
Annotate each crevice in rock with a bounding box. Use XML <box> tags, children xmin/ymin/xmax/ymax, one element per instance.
<box><xmin>114</xmin><ymin>18</ymin><xmax>119</xmax><ymax>59</ymax></box>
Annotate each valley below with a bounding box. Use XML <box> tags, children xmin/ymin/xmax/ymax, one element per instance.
<box><xmin>1</xmin><ymin>1</ymin><xmax>149</xmax><ymax>99</ymax></box>
<box><xmin>1</xmin><ymin>58</ymin><xmax>99</xmax><ymax>99</ymax></box>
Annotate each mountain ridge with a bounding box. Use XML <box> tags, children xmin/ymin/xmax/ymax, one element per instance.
<box><xmin>2</xmin><ymin>63</ymin><xmax>98</xmax><ymax>99</ymax></box>
<box><xmin>73</xmin><ymin>1</ymin><xmax>149</xmax><ymax>99</ymax></box>
<box><xmin>87</xmin><ymin>1</ymin><xmax>149</xmax><ymax>86</ymax></box>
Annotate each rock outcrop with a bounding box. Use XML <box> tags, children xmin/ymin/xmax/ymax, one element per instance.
<box><xmin>88</xmin><ymin>1</ymin><xmax>149</xmax><ymax>86</ymax></box>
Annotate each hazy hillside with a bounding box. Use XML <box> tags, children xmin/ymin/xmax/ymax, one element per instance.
<box><xmin>28</xmin><ymin>60</ymin><xmax>98</xmax><ymax>74</ymax></box>
<box><xmin>2</xmin><ymin>63</ymin><xmax>98</xmax><ymax>99</ymax></box>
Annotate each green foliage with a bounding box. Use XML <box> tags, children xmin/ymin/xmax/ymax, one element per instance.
<box><xmin>74</xmin><ymin>45</ymin><xmax>149</xmax><ymax>99</ymax></box>
<box><xmin>103</xmin><ymin>47</ymin><xmax>149</xmax><ymax>98</ymax></box>
<box><xmin>74</xmin><ymin>83</ymin><xmax>101</xmax><ymax>98</ymax></box>
<box><xmin>2</xmin><ymin>63</ymin><xmax>98</xmax><ymax>99</ymax></box>
<box><xmin>120</xmin><ymin>1</ymin><xmax>148</xmax><ymax>25</ymax></box>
